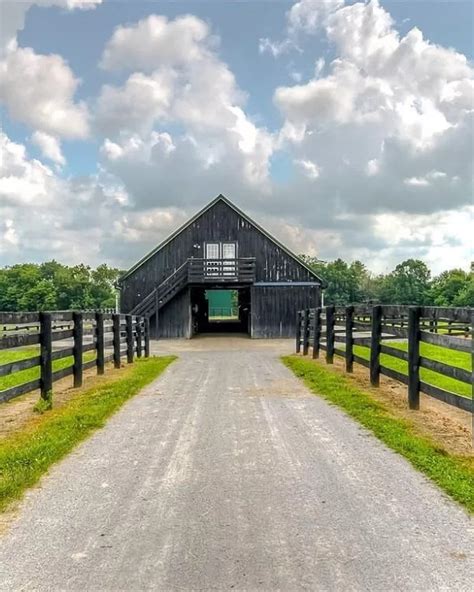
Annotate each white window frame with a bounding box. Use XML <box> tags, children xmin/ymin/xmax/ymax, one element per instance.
<box><xmin>204</xmin><ymin>241</ymin><xmax>238</xmax><ymax>277</ymax></box>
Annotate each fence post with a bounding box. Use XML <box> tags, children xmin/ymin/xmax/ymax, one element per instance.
<box><xmin>345</xmin><ymin>305</ymin><xmax>354</xmax><ymax>373</ymax></box>
<box><xmin>136</xmin><ymin>318</ymin><xmax>143</xmax><ymax>358</ymax></box>
<box><xmin>312</xmin><ymin>307</ymin><xmax>321</xmax><ymax>359</ymax></box>
<box><xmin>39</xmin><ymin>312</ymin><xmax>53</xmax><ymax>402</ymax></box>
<box><xmin>370</xmin><ymin>305</ymin><xmax>382</xmax><ymax>386</ymax></box>
<box><xmin>96</xmin><ymin>312</ymin><xmax>105</xmax><ymax>375</ymax></box>
<box><xmin>144</xmin><ymin>317</ymin><xmax>150</xmax><ymax>358</ymax></box>
<box><xmin>113</xmin><ymin>313</ymin><xmax>121</xmax><ymax>369</ymax></box>
<box><xmin>126</xmin><ymin>315</ymin><xmax>134</xmax><ymax>363</ymax></box>
<box><xmin>326</xmin><ymin>305</ymin><xmax>335</xmax><ymax>364</ymax></box>
<box><xmin>408</xmin><ymin>306</ymin><xmax>421</xmax><ymax>410</ymax></box>
<box><xmin>73</xmin><ymin>311</ymin><xmax>83</xmax><ymax>388</ymax></box>
<box><xmin>296</xmin><ymin>311</ymin><xmax>302</xmax><ymax>353</ymax></box>
<box><xmin>302</xmin><ymin>309</ymin><xmax>310</xmax><ymax>355</ymax></box>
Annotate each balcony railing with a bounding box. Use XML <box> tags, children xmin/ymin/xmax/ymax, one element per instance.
<box><xmin>187</xmin><ymin>258</ymin><xmax>256</xmax><ymax>283</ymax></box>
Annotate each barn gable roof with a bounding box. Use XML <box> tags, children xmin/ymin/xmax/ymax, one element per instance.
<box><xmin>119</xmin><ymin>194</ymin><xmax>324</xmax><ymax>285</ymax></box>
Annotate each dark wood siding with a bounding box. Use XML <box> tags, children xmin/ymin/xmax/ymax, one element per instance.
<box><xmin>251</xmin><ymin>285</ymin><xmax>320</xmax><ymax>338</ymax></box>
<box><xmin>120</xmin><ymin>200</ymin><xmax>318</xmax><ymax>313</ymax></box>
<box><xmin>151</xmin><ymin>288</ymin><xmax>191</xmax><ymax>339</ymax></box>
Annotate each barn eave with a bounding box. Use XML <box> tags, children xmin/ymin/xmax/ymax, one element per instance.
<box><xmin>118</xmin><ymin>194</ymin><xmax>326</xmax><ymax>288</ymax></box>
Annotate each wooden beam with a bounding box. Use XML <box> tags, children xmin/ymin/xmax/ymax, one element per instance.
<box><xmin>96</xmin><ymin>312</ymin><xmax>105</xmax><ymax>375</ymax></box>
<box><xmin>126</xmin><ymin>315</ymin><xmax>134</xmax><ymax>363</ymax></box>
<box><xmin>39</xmin><ymin>312</ymin><xmax>53</xmax><ymax>401</ymax></box>
<box><xmin>113</xmin><ymin>314</ymin><xmax>121</xmax><ymax>369</ymax></box>
<box><xmin>345</xmin><ymin>305</ymin><xmax>354</xmax><ymax>373</ymax></box>
<box><xmin>296</xmin><ymin>311</ymin><xmax>302</xmax><ymax>353</ymax></box>
<box><xmin>302</xmin><ymin>309</ymin><xmax>310</xmax><ymax>355</ymax></box>
<box><xmin>370</xmin><ymin>305</ymin><xmax>382</xmax><ymax>387</ymax></box>
<box><xmin>312</xmin><ymin>307</ymin><xmax>321</xmax><ymax>359</ymax></box>
<box><xmin>326</xmin><ymin>305</ymin><xmax>335</xmax><ymax>364</ymax></box>
<box><xmin>408</xmin><ymin>306</ymin><xmax>421</xmax><ymax>410</ymax></box>
<box><xmin>72</xmin><ymin>311</ymin><xmax>83</xmax><ymax>388</ymax></box>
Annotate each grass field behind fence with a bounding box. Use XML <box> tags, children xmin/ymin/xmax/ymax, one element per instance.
<box><xmin>343</xmin><ymin>341</ymin><xmax>472</xmax><ymax>399</ymax></box>
<box><xmin>0</xmin><ymin>347</ymin><xmax>97</xmax><ymax>392</ymax></box>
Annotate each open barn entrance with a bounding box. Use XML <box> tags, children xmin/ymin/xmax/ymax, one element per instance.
<box><xmin>191</xmin><ymin>287</ymin><xmax>251</xmax><ymax>335</ymax></box>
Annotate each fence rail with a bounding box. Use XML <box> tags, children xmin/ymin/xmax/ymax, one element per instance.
<box><xmin>296</xmin><ymin>305</ymin><xmax>473</xmax><ymax>413</ymax></box>
<box><xmin>0</xmin><ymin>311</ymin><xmax>150</xmax><ymax>405</ymax></box>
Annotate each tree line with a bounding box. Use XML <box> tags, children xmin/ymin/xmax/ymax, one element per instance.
<box><xmin>0</xmin><ymin>262</ymin><xmax>122</xmax><ymax>312</ymax></box>
<box><xmin>300</xmin><ymin>257</ymin><xmax>473</xmax><ymax>307</ymax></box>
<box><xmin>0</xmin><ymin>258</ymin><xmax>472</xmax><ymax>312</ymax></box>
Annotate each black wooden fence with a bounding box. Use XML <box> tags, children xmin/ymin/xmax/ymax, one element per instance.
<box><xmin>296</xmin><ymin>305</ymin><xmax>473</xmax><ymax>413</ymax></box>
<box><xmin>0</xmin><ymin>311</ymin><xmax>150</xmax><ymax>405</ymax></box>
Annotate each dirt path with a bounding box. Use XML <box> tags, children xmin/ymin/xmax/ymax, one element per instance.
<box><xmin>0</xmin><ymin>337</ymin><xmax>472</xmax><ymax>591</ymax></box>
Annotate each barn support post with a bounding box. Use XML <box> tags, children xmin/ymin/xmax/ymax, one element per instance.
<box><xmin>155</xmin><ymin>290</ymin><xmax>159</xmax><ymax>338</ymax></box>
<box><xmin>96</xmin><ymin>312</ymin><xmax>105</xmax><ymax>375</ymax></box>
<box><xmin>370</xmin><ymin>305</ymin><xmax>382</xmax><ymax>386</ymax></box>
<box><xmin>113</xmin><ymin>314</ymin><xmax>121</xmax><ymax>369</ymax></box>
<box><xmin>72</xmin><ymin>311</ymin><xmax>83</xmax><ymax>388</ymax></box>
<box><xmin>144</xmin><ymin>317</ymin><xmax>150</xmax><ymax>358</ymax></box>
<box><xmin>296</xmin><ymin>311</ymin><xmax>302</xmax><ymax>353</ymax></box>
<box><xmin>312</xmin><ymin>307</ymin><xmax>321</xmax><ymax>359</ymax></box>
<box><xmin>345</xmin><ymin>305</ymin><xmax>354</xmax><ymax>373</ymax></box>
<box><xmin>136</xmin><ymin>317</ymin><xmax>143</xmax><ymax>358</ymax></box>
<box><xmin>408</xmin><ymin>306</ymin><xmax>421</xmax><ymax>410</ymax></box>
<box><xmin>302</xmin><ymin>309</ymin><xmax>310</xmax><ymax>355</ymax></box>
<box><xmin>126</xmin><ymin>315</ymin><xmax>134</xmax><ymax>363</ymax></box>
<box><xmin>39</xmin><ymin>312</ymin><xmax>53</xmax><ymax>402</ymax></box>
<box><xmin>326</xmin><ymin>305</ymin><xmax>335</xmax><ymax>364</ymax></box>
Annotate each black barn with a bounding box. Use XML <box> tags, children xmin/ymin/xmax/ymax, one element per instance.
<box><xmin>118</xmin><ymin>195</ymin><xmax>324</xmax><ymax>338</ymax></box>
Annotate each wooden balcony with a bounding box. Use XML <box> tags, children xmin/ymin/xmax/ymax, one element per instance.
<box><xmin>187</xmin><ymin>258</ymin><xmax>256</xmax><ymax>284</ymax></box>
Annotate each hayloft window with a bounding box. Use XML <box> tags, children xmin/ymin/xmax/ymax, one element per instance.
<box><xmin>205</xmin><ymin>241</ymin><xmax>237</xmax><ymax>277</ymax></box>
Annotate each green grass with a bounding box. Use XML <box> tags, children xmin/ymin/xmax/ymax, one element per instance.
<box><xmin>283</xmin><ymin>355</ymin><xmax>474</xmax><ymax>513</ymax></box>
<box><xmin>350</xmin><ymin>341</ymin><xmax>472</xmax><ymax>398</ymax></box>
<box><xmin>0</xmin><ymin>356</ymin><xmax>176</xmax><ymax>512</ymax></box>
<box><xmin>0</xmin><ymin>347</ymin><xmax>96</xmax><ymax>392</ymax></box>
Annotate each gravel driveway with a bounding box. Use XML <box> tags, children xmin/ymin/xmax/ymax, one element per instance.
<box><xmin>0</xmin><ymin>336</ymin><xmax>472</xmax><ymax>591</ymax></box>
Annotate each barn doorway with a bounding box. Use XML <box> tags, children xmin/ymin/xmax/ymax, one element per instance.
<box><xmin>207</xmin><ymin>290</ymin><xmax>239</xmax><ymax>322</ymax></box>
<box><xmin>191</xmin><ymin>287</ymin><xmax>250</xmax><ymax>335</ymax></box>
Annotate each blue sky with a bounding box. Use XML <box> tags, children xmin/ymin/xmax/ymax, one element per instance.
<box><xmin>1</xmin><ymin>0</ymin><xmax>473</xmax><ymax>273</ymax></box>
<box><xmin>15</xmin><ymin>1</ymin><xmax>474</xmax><ymax>158</ymax></box>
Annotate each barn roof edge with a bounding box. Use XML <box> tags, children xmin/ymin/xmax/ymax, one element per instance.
<box><xmin>118</xmin><ymin>194</ymin><xmax>326</xmax><ymax>287</ymax></box>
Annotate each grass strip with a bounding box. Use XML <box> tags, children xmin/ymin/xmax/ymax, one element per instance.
<box><xmin>282</xmin><ymin>355</ymin><xmax>474</xmax><ymax>513</ymax></box>
<box><xmin>0</xmin><ymin>356</ymin><xmax>175</xmax><ymax>512</ymax></box>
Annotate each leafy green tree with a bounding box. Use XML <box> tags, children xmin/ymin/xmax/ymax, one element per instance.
<box><xmin>379</xmin><ymin>259</ymin><xmax>431</xmax><ymax>305</ymax></box>
<box><xmin>18</xmin><ymin>279</ymin><xmax>58</xmax><ymax>311</ymax></box>
<box><xmin>90</xmin><ymin>264</ymin><xmax>121</xmax><ymax>308</ymax></box>
<box><xmin>452</xmin><ymin>272</ymin><xmax>474</xmax><ymax>306</ymax></box>
<box><xmin>429</xmin><ymin>269</ymin><xmax>469</xmax><ymax>306</ymax></box>
<box><xmin>300</xmin><ymin>257</ymin><xmax>375</xmax><ymax>304</ymax></box>
<box><xmin>0</xmin><ymin>261</ymin><xmax>122</xmax><ymax>311</ymax></box>
<box><xmin>0</xmin><ymin>264</ymin><xmax>42</xmax><ymax>311</ymax></box>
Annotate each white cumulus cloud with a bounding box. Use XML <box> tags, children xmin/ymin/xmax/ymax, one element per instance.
<box><xmin>0</xmin><ymin>47</ymin><xmax>89</xmax><ymax>139</ymax></box>
<box><xmin>100</xmin><ymin>14</ymin><xmax>212</xmax><ymax>73</ymax></box>
<box><xmin>31</xmin><ymin>131</ymin><xmax>66</xmax><ymax>166</ymax></box>
<box><xmin>96</xmin><ymin>14</ymin><xmax>274</xmax><ymax>192</ymax></box>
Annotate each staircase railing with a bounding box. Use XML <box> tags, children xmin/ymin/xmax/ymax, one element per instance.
<box><xmin>130</xmin><ymin>260</ymin><xmax>189</xmax><ymax>317</ymax></box>
<box><xmin>188</xmin><ymin>258</ymin><xmax>256</xmax><ymax>283</ymax></box>
<box><xmin>130</xmin><ymin>257</ymin><xmax>257</xmax><ymax>317</ymax></box>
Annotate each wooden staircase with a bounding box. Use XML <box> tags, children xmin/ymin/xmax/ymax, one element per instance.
<box><xmin>130</xmin><ymin>257</ymin><xmax>256</xmax><ymax>320</ymax></box>
<box><xmin>130</xmin><ymin>261</ymin><xmax>189</xmax><ymax>318</ymax></box>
